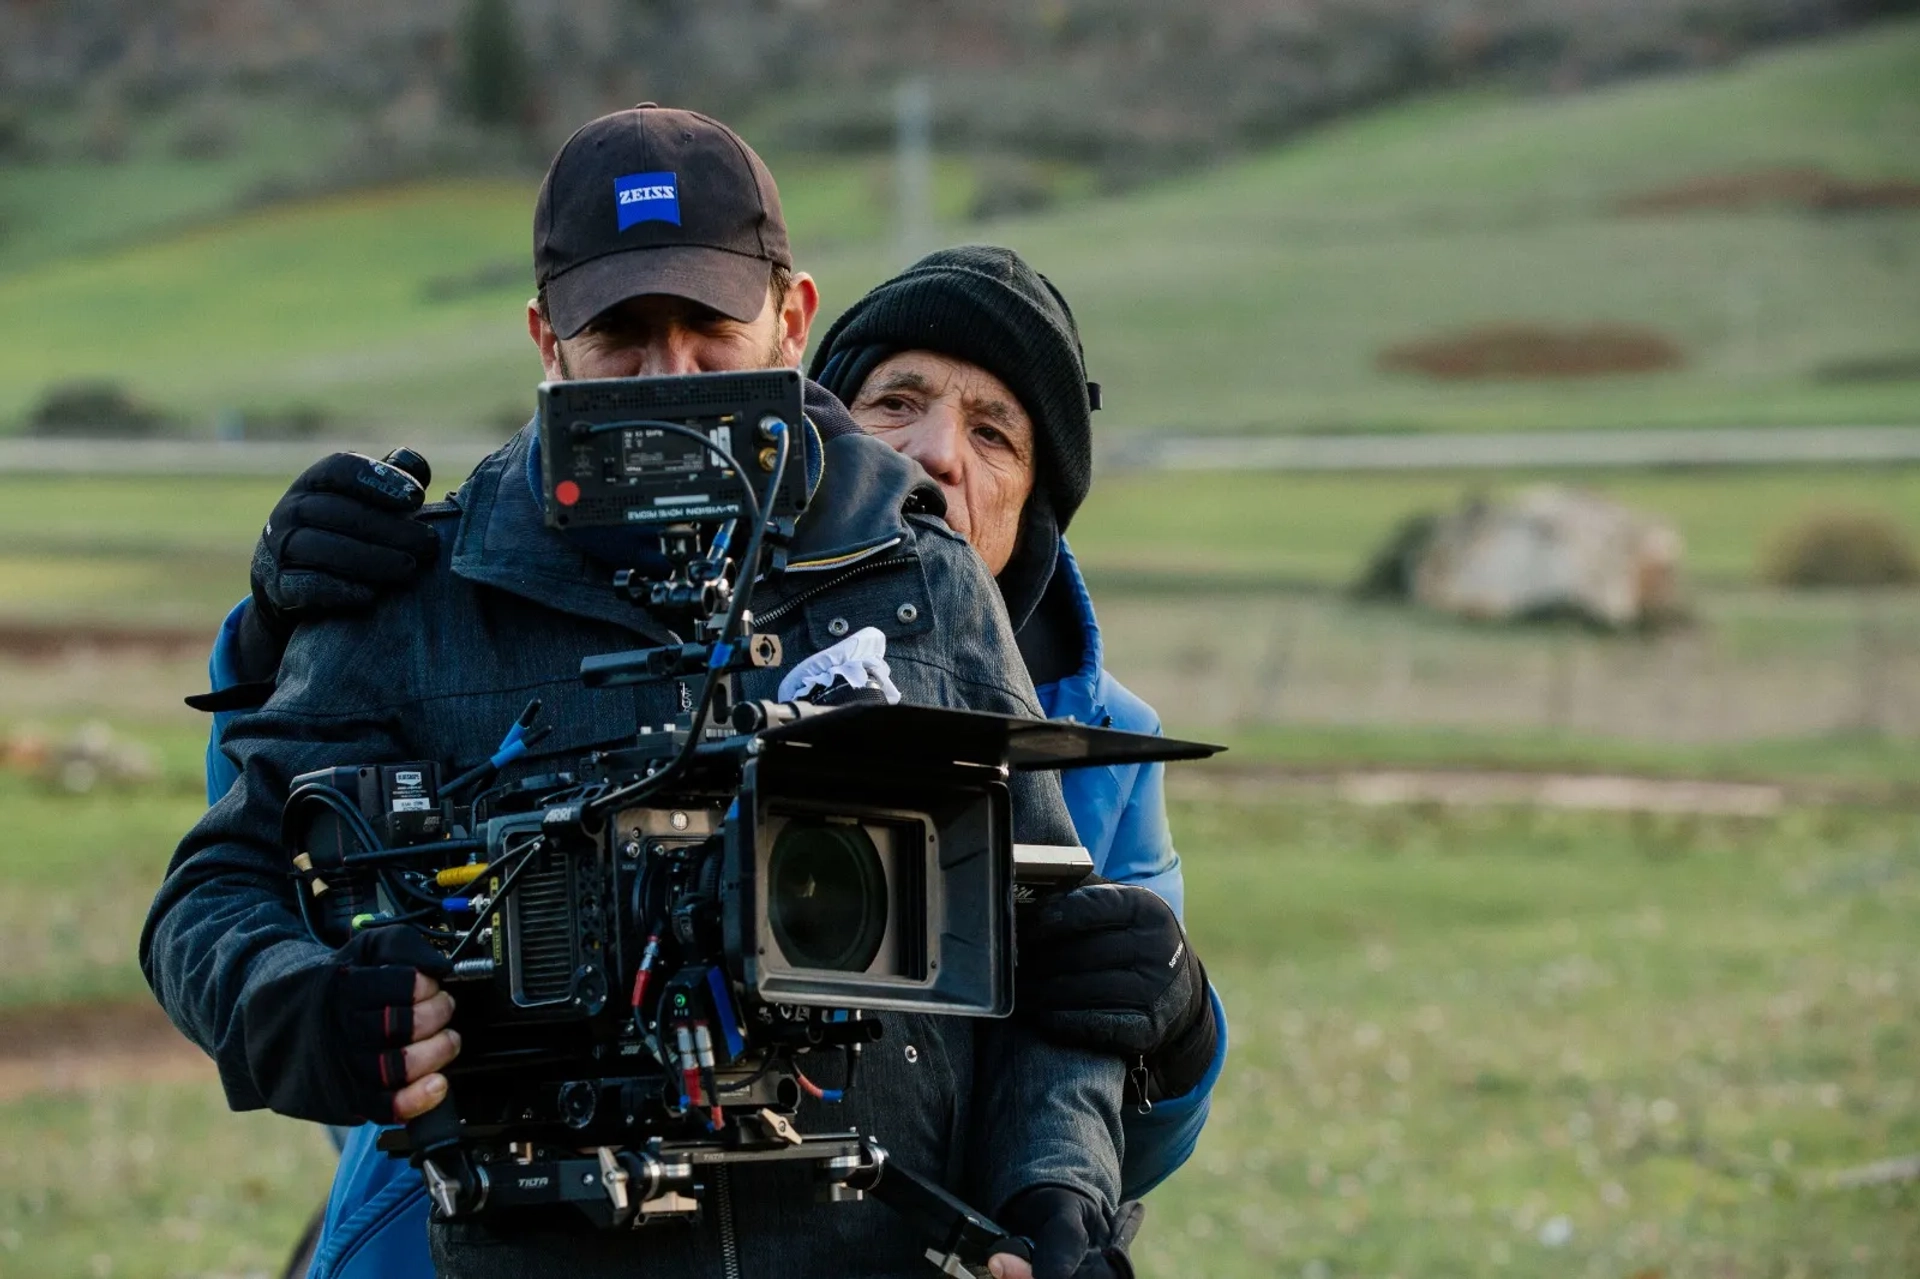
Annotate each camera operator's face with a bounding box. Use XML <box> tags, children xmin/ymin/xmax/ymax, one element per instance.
<box><xmin>527</xmin><ymin>276</ymin><xmax>819</xmax><ymax>380</ymax></box>
<box><xmin>849</xmin><ymin>352</ymin><xmax>1036</xmax><ymax>577</ymax></box>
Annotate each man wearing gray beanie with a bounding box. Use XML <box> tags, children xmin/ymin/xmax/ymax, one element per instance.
<box><xmin>811</xmin><ymin>247</ymin><xmax>1225</xmax><ymax>1198</ymax></box>
<box><xmin>811</xmin><ymin>246</ymin><xmax>1094</xmax><ymax>635</ymax></box>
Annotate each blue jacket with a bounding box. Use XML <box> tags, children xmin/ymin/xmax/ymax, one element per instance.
<box><xmin>201</xmin><ymin>526</ymin><xmax>1221</xmax><ymax>1279</ymax></box>
<box><xmin>1031</xmin><ymin>542</ymin><xmax>1227</xmax><ymax>1202</ymax></box>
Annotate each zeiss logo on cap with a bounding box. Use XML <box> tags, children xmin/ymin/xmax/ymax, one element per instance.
<box><xmin>615</xmin><ymin>171</ymin><xmax>680</xmax><ymax>230</ymax></box>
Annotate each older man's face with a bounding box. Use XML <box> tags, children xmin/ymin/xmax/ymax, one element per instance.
<box><xmin>848</xmin><ymin>352</ymin><xmax>1036</xmax><ymax>576</ymax></box>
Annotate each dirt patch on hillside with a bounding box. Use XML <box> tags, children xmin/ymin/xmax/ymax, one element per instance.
<box><xmin>1378</xmin><ymin>323</ymin><xmax>1684</xmax><ymax>380</ymax></box>
<box><xmin>0</xmin><ymin>998</ymin><xmax>210</xmax><ymax>1102</ymax></box>
<box><xmin>1616</xmin><ymin>168</ymin><xmax>1920</xmax><ymax>216</ymax></box>
<box><xmin>0</xmin><ymin>621</ymin><xmax>209</xmax><ymax>660</ymax></box>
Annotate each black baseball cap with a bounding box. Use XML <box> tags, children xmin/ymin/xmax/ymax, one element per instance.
<box><xmin>534</xmin><ymin>105</ymin><xmax>792</xmax><ymax>339</ymax></box>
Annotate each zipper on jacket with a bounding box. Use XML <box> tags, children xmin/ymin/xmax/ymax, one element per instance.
<box><xmin>1129</xmin><ymin>1055</ymin><xmax>1154</xmax><ymax>1115</ymax></box>
<box><xmin>753</xmin><ymin>553</ymin><xmax>919</xmax><ymax>630</ymax></box>
<box><xmin>714</xmin><ymin>1163</ymin><xmax>743</xmax><ymax>1279</ymax></box>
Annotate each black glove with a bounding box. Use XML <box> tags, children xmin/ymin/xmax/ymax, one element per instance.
<box><xmin>996</xmin><ymin>1186</ymin><xmax>1135</xmax><ymax>1279</ymax></box>
<box><xmin>240</xmin><ymin>927</ymin><xmax>452</xmax><ymax>1126</ymax></box>
<box><xmin>1016</xmin><ymin>879</ymin><xmax>1218</xmax><ymax>1102</ymax></box>
<box><xmin>246</xmin><ymin>450</ymin><xmax>438</xmax><ymax>652</ymax></box>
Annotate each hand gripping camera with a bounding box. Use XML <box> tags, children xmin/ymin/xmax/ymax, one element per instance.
<box><xmin>283</xmin><ymin>372</ymin><xmax>1218</xmax><ymax>1275</ymax></box>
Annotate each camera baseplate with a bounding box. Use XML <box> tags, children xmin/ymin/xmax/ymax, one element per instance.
<box><xmin>385</xmin><ymin>1124</ymin><xmax>1026</xmax><ymax>1278</ymax></box>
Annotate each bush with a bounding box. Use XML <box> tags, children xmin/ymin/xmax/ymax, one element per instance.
<box><xmin>1763</xmin><ymin>509</ymin><xmax>1920</xmax><ymax>589</ymax></box>
<box><xmin>24</xmin><ymin>381</ymin><xmax>174</xmax><ymax>438</ymax></box>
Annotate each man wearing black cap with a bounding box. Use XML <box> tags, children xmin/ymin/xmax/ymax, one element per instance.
<box><xmin>527</xmin><ymin>102</ymin><xmax>814</xmax><ymax>379</ymax></box>
<box><xmin>149</xmin><ymin>106</ymin><xmax>1132</xmax><ymax>1279</ymax></box>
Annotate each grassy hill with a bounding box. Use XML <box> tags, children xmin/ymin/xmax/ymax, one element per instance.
<box><xmin>0</xmin><ymin>21</ymin><xmax>1915</xmax><ymax>436</ymax></box>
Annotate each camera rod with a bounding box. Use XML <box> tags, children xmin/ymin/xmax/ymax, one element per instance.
<box><xmin>581</xmin><ymin>420</ymin><xmax>791</xmax><ymax>823</ymax></box>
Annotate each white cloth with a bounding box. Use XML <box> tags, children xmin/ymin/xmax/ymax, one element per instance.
<box><xmin>776</xmin><ymin>625</ymin><xmax>902</xmax><ymax>704</ymax></box>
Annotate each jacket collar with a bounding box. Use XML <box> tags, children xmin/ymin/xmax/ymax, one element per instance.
<box><xmin>1051</xmin><ymin>539</ymin><xmax>1104</xmax><ymax>688</ymax></box>
<box><xmin>449</xmin><ymin>425</ymin><xmax>676</xmax><ymax>641</ymax></box>
<box><xmin>1029</xmin><ymin>537</ymin><xmax>1104</xmax><ymax>721</ymax></box>
<box><xmin>784</xmin><ymin>431</ymin><xmax>942</xmax><ymax>572</ymax></box>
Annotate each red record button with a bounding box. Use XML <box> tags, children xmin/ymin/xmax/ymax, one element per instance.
<box><xmin>555</xmin><ymin>480</ymin><xmax>581</xmax><ymax>507</ymax></box>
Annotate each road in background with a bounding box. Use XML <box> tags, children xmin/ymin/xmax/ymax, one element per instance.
<box><xmin>0</xmin><ymin>436</ymin><xmax>506</xmax><ymax>478</ymax></box>
<box><xmin>7</xmin><ymin>424</ymin><xmax>1920</xmax><ymax>477</ymax></box>
<box><xmin>1102</xmin><ymin>424</ymin><xmax>1920</xmax><ymax>473</ymax></box>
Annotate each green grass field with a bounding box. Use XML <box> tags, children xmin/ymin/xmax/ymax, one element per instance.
<box><xmin>1</xmin><ymin>22</ymin><xmax>1915</xmax><ymax>434</ymax></box>
<box><xmin>4</xmin><ymin>461</ymin><xmax>1919</xmax><ymax>630</ymax></box>
<box><xmin>0</xmin><ymin>1082</ymin><xmax>337</xmax><ymax>1278</ymax></box>
<box><xmin>1135</xmin><ymin>796</ymin><xmax>1920</xmax><ymax>1278</ymax></box>
<box><xmin>3</xmin><ymin>26</ymin><xmax>1919</xmax><ymax>1273</ymax></box>
<box><xmin>0</xmin><ymin>764</ymin><xmax>207</xmax><ymax>1011</ymax></box>
<box><xmin>1070</xmin><ymin>465</ymin><xmax>1920</xmax><ymax>588</ymax></box>
<box><xmin>3</xmin><ymin>603</ymin><xmax>1915</xmax><ymax>1274</ymax></box>
<box><xmin>3</xmin><ymin>786</ymin><xmax>1917</xmax><ymax>1277</ymax></box>
<box><xmin>0</xmin><ymin>99</ymin><xmax>365</xmax><ymax>276</ymax></box>
<box><xmin>0</xmin><ymin>150</ymin><xmax>987</xmax><ymax>435</ymax></box>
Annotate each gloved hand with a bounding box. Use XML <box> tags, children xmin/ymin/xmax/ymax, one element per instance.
<box><xmin>240</xmin><ymin>927</ymin><xmax>461</xmax><ymax>1126</ymax></box>
<box><xmin>988</xmin><ymin>1186</ymin><xmax>1134</xmax><ymax>1279</ymax></box>
<box><xmin>1015</xmin><ymin>879</ymin><xmax>1218</xmax><ymax>1102</ymax></box>
<box><xmin>247</xmin><ymin>450</ymin><xmax>439</xmax><ymax>647</ymax></box>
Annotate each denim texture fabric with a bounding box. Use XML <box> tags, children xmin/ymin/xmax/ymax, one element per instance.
<box><xmin>151</xmin><ymin>423</ymin><xmax>1122</xmax><ymax>1279</ymax></box>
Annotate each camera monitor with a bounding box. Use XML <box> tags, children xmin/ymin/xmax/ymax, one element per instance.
<box><xmin>537</xmin><ymin>370</ymin><xmax>809</xmax><ymax>531</ymax></box>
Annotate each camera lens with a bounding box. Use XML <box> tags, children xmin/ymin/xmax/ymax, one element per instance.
<box><xmin>767</xmin><ymin>821</ymin><xmax>887</xmax><ymax>972</ymax></box>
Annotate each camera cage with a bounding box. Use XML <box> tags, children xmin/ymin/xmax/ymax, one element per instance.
<box><xmin>284</xmin><ymin>372</ymin><xmax>1221</xmax><ymax>1271</ymax></box>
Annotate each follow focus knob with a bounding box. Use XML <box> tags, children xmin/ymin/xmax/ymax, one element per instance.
<box><xmin>382</xmin><ymin>447</ymin><xmax>432</xmax><ymax>491</ymax></box>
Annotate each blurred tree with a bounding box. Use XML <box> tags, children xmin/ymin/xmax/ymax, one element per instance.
<box><xmin>460</xmin><ymin>0</ymin><xmax>529</xmax><ymax>129</ymax></box>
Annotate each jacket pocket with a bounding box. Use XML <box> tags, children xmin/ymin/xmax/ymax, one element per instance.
<box><xmin>312</xmin><ymin>1180</ymin><xmax>429</xmax><ymax>1279</ymax></box>
<box><xmin>797</xmin><ymin>556</ymin><xmax>933</xmax><ymax>655</ymax></box>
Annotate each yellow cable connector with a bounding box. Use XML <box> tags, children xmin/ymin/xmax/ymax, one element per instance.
<box><xmin>436</xmin><ymin>863</ymin><xmax>490</xmax><ymax>889</ymax></box>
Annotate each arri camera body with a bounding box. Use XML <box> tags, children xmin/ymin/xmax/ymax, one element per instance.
<box><xmin>283</xmin><ymin>371</ymin><xmax>1218</xmax><ymax>1275</ymax></box>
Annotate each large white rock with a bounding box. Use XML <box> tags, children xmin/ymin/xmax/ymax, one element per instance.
<box><xmin>1407</xmin><ymin>486</ymin><xmax>1683</xmax><ymax>628</ymax></box>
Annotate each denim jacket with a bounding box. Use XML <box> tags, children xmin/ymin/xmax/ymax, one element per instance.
<box><xmin>198</xmin><ymin>550</ymin><xmax>1227</xmax><ymax>1279</ymax></box>
<box><xmin>149</xmin><ymin>424</ymin><xmax>1123</xmax><ymax>1279</ymax></box>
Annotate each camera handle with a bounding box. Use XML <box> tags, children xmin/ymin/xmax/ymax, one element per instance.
<box><xmin>407</xmin><ymin>1094</ymin><xmax>480</xmax><ymax>1218</ymax></box>
<box><xmin>844</xmin><ymin>1140</ymin><xmax>1032</xmax><ymax>1279</ymax></box>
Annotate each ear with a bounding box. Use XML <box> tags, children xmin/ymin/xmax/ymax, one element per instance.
<box><xmin>527</xmin><ymin>297</ymin><xmax>567</xmax><ymax>381</ymax></box>
<box><xmin>776</xmin><ymin>273</ymin><xmax>821</xmax><ymax>369</ymax></box>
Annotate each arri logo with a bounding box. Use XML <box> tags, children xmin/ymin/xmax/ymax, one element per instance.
<box><xmin>615</xmin><ymin>171</ymin><xmax>680</xmax><ymax>230</ymax></box>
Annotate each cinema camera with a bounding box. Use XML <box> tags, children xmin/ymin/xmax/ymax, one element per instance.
<box><xmin>283</xmin><ymin>371</ymin><xmax>1217</xmax><ymax>1275</ymax></box>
